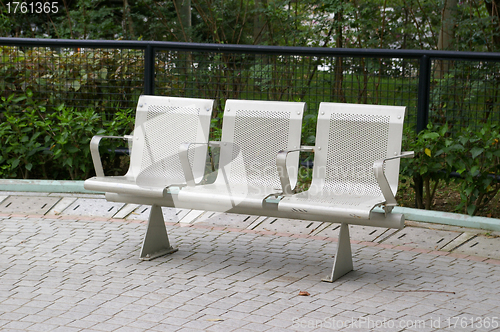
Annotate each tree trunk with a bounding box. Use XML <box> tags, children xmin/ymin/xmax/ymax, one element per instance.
<box><xmin>332</xmin><ymin>11</ymin><xmax>346</xmax><ymax>103</ymax></box>
<box><xmin>123</xmin><ymin>0</ymin><xmax>135</xmax><ymax>39</ymax></box>
<box><xmin>485</xmin><ymin>0</ymin><xmax>500</xmax><ymax>47</ymax></box>
<box><xmin>174</xmin><ymin>0</ymin><xmax>192</xmax><ymax>79</ymax></box>
<box><xmin>175</xmin><ymin>0</ymin><xmax>191</xmax><ymax>42</ymax></box>
<box><xmin>253</xmin><ymin>0</ymin><xmax>268</xmax><ymax>44</ymax></box>
<box><xmin>435</xmin><ymin>0</ymin><xmax>458</xmax><ymax>78</ymax></box>
<box><xmin>414</xmin><ymin>174</ymin><xmax>425</xmax><ymax>209</ymax></box>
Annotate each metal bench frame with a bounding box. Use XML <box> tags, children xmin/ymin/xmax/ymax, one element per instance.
<box><xmin>91</xmin><ymin>99</ymin><xmax>413</xmax><ymax>282</ymax></box>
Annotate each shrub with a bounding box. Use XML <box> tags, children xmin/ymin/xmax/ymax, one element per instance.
<box><xmin>401</xmin><ymin>123</ymin><xmax>452</xmax><ymax>210</ymax></box>
<box><xmin>402</xmin><ymin>123</ymin><xmax>500</xmax><ymax>216</ymax></box>
<box><xmin>450</xmin><ymin>124</ymin><xmax>500</xmax><ymax>216</ymax></box>
<box><xmin>0</xmin><ymin>91</ymin><xmax>134</xmax><ymax>180</ymax></box>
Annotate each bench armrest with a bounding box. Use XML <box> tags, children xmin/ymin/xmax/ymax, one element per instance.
<box><xmin>179</xmin><ymin>140</ymin><xmax>234</xmax><ymax>186</ymax></box>
<box><xmin>179</xmin><ymin>142</ymin><xmax>215</xmax><ymax>187</ymax></box>
<box><xmin>208</xmin><ymin>141</ymin><xmax>221</xmax><ymax>148</ymax></box>
<box><xmin>90</xmin><ymin>135</ymin><xmax>130</xmax><ymax>178</ymax></box>
<box><xmin>277</xmin><ymin>146</ymin><xmax>315</xmax><ymax>195</ymax></box>
<box><xmin>373</xmin><ymin>151</ymin><xmax>414</xmax><ymax>213</ymax></box>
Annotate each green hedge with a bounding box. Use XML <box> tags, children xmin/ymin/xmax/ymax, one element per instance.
<box><xmin>401</xmin><ymin>123</ymin><xmax>500</xmax><ymax>216</ymax></box>
<box><xmin>0</xmin><ymin>90</ymin><xmax>134</xmax><ymax>180</ymax></box>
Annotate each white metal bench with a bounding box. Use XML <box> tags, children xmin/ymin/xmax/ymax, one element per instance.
<box><xmin>93</xmin><ymin>99</ymin><xmax>413</xmax><ymax>282</ymax></box>
<box><xmin>84</xmin><ymin>95</ymin><xmax>214</xmax><ymax>259</ymax></box>
<box><xmin>275</xmin><ymin>102</ymin><xmax>414</xmax><ymax>281</ymax></box>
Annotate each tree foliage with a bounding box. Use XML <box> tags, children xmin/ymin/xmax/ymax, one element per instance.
<box><xmin>1</xmin><ymin>0</ymin><xmax>499</xmax><ymax>52</ymax></box>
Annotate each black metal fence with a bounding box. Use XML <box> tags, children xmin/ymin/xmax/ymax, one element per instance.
<box><xmin>1</xmin><ymin>37</ymin><xmax>500</xmax><ymax>133</ymax></box>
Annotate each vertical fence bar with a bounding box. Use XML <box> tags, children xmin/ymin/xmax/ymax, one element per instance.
<box><xmin>144</xmin><ymin>44</ymin><xmax>155</xmax><ymax>95</ymax></box>
<box><xmin>416</xmin><ymin>55</ymin><xmax>431</xmax><ymax>132</ymax></box>
<box><xmin>415</xmin><ymin>54</ymin><xmax>432</xmax><ymax>208</ymax></box>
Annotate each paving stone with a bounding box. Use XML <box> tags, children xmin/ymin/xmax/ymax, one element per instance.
<box><xmin>193</xmin><ymin>211</ymin><xmax>260</xmax><ymax>229</ymax></box>
<box><xmin>451</xmin><ymin>235</ymin><xmax>500</xmax><ymax>259</ymax></box>
<box><xmin>46</xmin><ymin>197</ymin><xmax>78</xmax><ymax>216</ymax></box>
<box><xmin>317</xmin><ymin>224</ymin><xmax>398</xmax><ymax>242</ymax></box>
<box><xmin>381</xmin><ymin>227</ymin><xmax>462</xmax><ymax>251</ymax></box>
<box><xmin>60</xmin><ymin>198</ymin><xmax>125</xmax><ymax>218</ymax></box>
<box><xmin>0</xmin><ymin>196</ymin><xmax>60</xmax><ymax>215</ymax></box>
<box><xmin>113</xmin><ymin>204</ymin><xmax>141</xmax><ymax>219</ymax></box>
<box><xmin>126</xmin><ymin>205</ymin><xmax>190</xmax><ymax>222</ymax></box>
<box><xmin>253</xmin><ymin>217</ymin><xmax>324</xmax><ymax>235</ymax></box>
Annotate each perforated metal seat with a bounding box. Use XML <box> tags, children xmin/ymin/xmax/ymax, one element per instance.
<box><xmin>84</xmin><ymin>95</ymin><xmax>214</xmax><ymax>197</ymax></box>
<box><xmin>175</xmin><ymin>99</ymin><xmax>305</xmax><ymax>213</ymax></box>
<box><xmin>84</xmin><ymin>95</ymin><xmax>214</xmax><ymax>260</ymax></box>
<box><xmin>276</xmin><ymin>102</ymin><xmax>413</xmax><ymax>281</ymax></box>
<box><xmin>278</xmin><ymin>103</ymin><xmax>410</xmax><ymax>219</ymax></box>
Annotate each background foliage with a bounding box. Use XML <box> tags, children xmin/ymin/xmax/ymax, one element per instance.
<box><xmin>1</xmin><ymin>0</ymin><xmax>499</xmax><ymax>52</ymax></box>
<box><xmin>401</xmin><ymin>123</ymin><xmax>500</xmax><ymax>216</ymax></box>
<box><xmin>0</xmin><ymin>89</ymin><xmax>134</xmax><ymax>180</ymax></box>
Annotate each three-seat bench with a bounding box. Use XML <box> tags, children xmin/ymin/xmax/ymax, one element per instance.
<box><xmin>84</xmin><ymin>95</ymin><xmax>413</xmax><ymax>282</ymax></box>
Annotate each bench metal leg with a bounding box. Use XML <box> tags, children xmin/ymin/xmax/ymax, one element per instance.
<box><xmin>322</xmin><ymin>223</ymin><xmax>353</xmax><ymax>282</ymax></box>
<box><xmin>140</xmin><ymin>204</ymin><xmax>178</xmax><ymax>260</ymax></box>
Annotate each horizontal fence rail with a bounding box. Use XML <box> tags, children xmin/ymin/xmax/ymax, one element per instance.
<box><xmin>1</xmin><ymin>37</ymin><xmax>500</xmax><ymax>135</ymax></box>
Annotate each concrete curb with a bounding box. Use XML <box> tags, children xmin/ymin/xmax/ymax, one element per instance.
<box><xmin>394</xmin><ymin>206</ymin><xmax>500</xmax><ymax>232</ymax></box>
<box><xmin>1</xmin><ymin>179</ymin><xmax>500</xmax><ymax>231</ymax></box>
<box><xmin>0</xmin><ymin>179</ymin><xmax>101</xmax><ymax>194</ymax></box>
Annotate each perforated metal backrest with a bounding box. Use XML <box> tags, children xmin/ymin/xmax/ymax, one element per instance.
<box><xmin>310</xmin><ymin>103</ymin><xmax>405</xmax><ymax>198</ymax></box>
<box><xmin>215</xmin><ymin>100</ymin><xmax>305</xmax><ymax>192</ymax></box>
<box><xmin>126</xmin><ymin>95</ymin><xmax>214</xmax><ymax>187</ymax></box>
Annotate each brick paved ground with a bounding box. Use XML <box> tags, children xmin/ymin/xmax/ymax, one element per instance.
<box><xmin>1</xmin><ymin>213</ymin><xmax>500</xmax><ymax>332</ymax></box>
